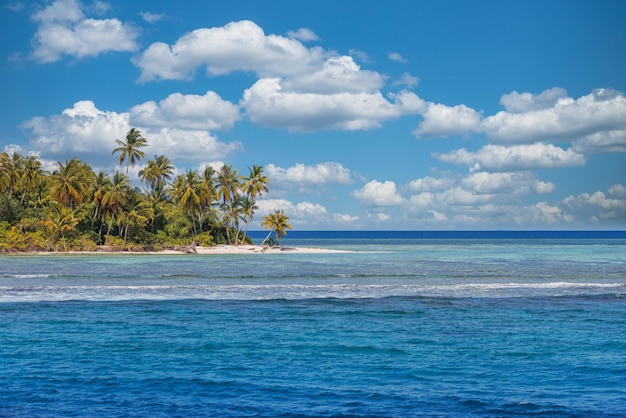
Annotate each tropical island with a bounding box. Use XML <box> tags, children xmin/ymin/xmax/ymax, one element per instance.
<box><xmin>0</xmin><ymin>128</ymin><xmax>295</xmax><ymax>253</ymax></box>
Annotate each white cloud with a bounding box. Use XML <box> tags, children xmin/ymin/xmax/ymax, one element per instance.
<box><xmin>21</xmin><ymin>100</ymin><xmax>241</xmax><ymax>166</ymax></box>
<box><xmin>413</xmin><ymin>102</ymin><xmax>482</xmax><ymax>139</ymax></box>
<box><xmin>461</xmin><ymin>171</ymin><xmax>555</xmax><ymax>195</ymax></box>
<box><xmin>435</xmin><ymin>143</ymin><xmax>586</xmax><ymax>172</ymax></box>
<box><xmin>393</xmin><ymin>72</ymin><xmax>419</xmax><ymax>88</ymax></box>
<box><xmin>515</xmin><ymin>202</ymin><xmax>574</xmax><ymax>225</ymax></box>
<box><xmin>407</xmin><ymin>175</ymin><xmax>457</xmax><ymax>192</ymax></box>
<box><xmin>255</xmin><ymin>198</ymin><xmax>357</xmax><ymax>227</ymax></box>
<box><xmin>139</xmin><ymin>11</ymin><xmax>165</xmax><ymax>23</ymax></box>
<box><xmin>242</xmin><ymin>79</ymin><xmax>424</xmax><ymax>131</ymax></box>
<box><xmin>572</xmin><ymin>129</ymin><xmax>626</xmax><ymax>154</ymax></box>
<box><xmin>266</xmin><ymin>162</ymin><xmax>352</xmax><ymax>185</ymax></box>
<box><xmin>333</xmin><ymin>213</ymin><xmax>360</xmax><ymax>224</ymax></box>
<box><xmin>281</xmin><ymin>55</ymin><xmax>384</xmax><ymax>94</ymax></box>
<box><xmin>349</xmin><ymin>49</ymin><xmax>370</xmax><ymax>63</ymax></box>
<box><xmin>352</xmin><ymin>180</ymin><xmax>405</xmax><ymax>206</ymax></box>
<box><xmin>499</xmin><ymin>87</ymin><xmax>568</xmax><ymax>113</ymax></box>
<box><xmin>130</xmin><ymin>91</ymin><xmax>241</xmax><ymax>131</ymax></box>
<box><xmin>133</xmin><ymin>20</ymin><xmax>325</xmax><ymax>81</ymax></box>
<box><xmin>133</xmin><ymin>20</ymin><xmax>427</xmax><ymax>133</ymax></box>
<box><xmin>564</xmin><ymin>184</ymin><xmax>626</xmax><ymax>220</ymax></box>
<box><xmin>388</xmin><ymin>52</ymin><xmax>407</xmax><ymax>63</ymax></box>
<box><xmin>482</xmin><ymin>88</ymin><xmax>626</xmax><ymax>145</ymax></box>
<box><xmin>287</xmin><ymin>28</ymin><xmax>319</xmax><ymax>42</ymax></box>
<box><xmin>23</xmin><ymin>100</ymin><xmax>129</xmax><ymax>157</ymax></box>
<box><xmin>439</xmin><ymin>187</ymin><xmax>494</xmax><ymax>205</ymax></box>
<box><xmin>31</xmin><ymin>0</ymin><xmax>138</xmax><ymax>63</ymax></box>
<box><xmin>368</xmin><ymin>212</ymin><xmax>391</xmax><ymax>222</ymax></box>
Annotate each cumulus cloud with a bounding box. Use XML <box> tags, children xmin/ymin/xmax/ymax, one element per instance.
<box><xmin>242</xmin><ymin>79</ymin><xmax>424</xmax><ymax>131</ymax></box>
<box><xmin>564</xmin><ymin>184</ymin><xmax>626</xmax><ymax>221</ymax></box>
<box><xmin>21</xmin><ymin>100</ymin><xmax>241</xmax><ymax>166</ymax></box>
<box><xmin>130</xmin><ymin>91</ymin><xmax>241</xmax><ymax>131</ymax></box>
<box><xmin>435</xmin><ymin>143</ymin><xmax>586</xmax><ymax>172</ymax></box>
<box><xmin>413</xmin><ymin>102</ymin><xmax>482</xmax><ymax>138</ymax></box>
<box><xmin>482</xmin><ymin>88</ymin><xmax>626</xmax><ymax>145</ymax></box>
<box><xmin>133</xmin><ymin>20</ymin><xmax>325</xmax><ymax>81</ymax></box>
<box><xmin>407</xmin><ymin>175</ymin><xmax>457</xmax><ymax>192</ymax></box>
<box><xmin>352</xmin><ymin>180</ymin><xmax>405</xmax><ymax>206</ymax></box>
<box><xmin>266</xmin><ymin>162</ymin><xmax>352</xmax><ymax>186</ymax></box>
<box><xmin>30</xmin><ymin>0</ymin><xmax>138</xmax><ymax>63</ymax></box>
<box><xmin>287</xmin><ymin>28</ymin><xmax>319</xmax><ymax>42</ymax></box>
<box><xmin>281</xmin><ymin>56</ymin><xmax>385</xmax><ymax>94</ymax></box>
<box><xmin>513</xmin><ymin>202</ymin><xmax>574</xmax><ymax>225</ymax></box>
<box><xmin>499</xmin><ymin>87</ymin><xmax>568</xmax><ymax>113</ymax></box>
<box><xmin>572</xmin><ymin>129</ymin><xmax>626</xmax><ymax>154</ymax></box>
<box><xmin>132</xmin><ymin>20</ymin><xmax>428</xmax><ymax>133</ymax></box>
<box><xmin>461</xmin><ymin>171</ymin><xmax>555</xmax><ymax>195</ymax></box>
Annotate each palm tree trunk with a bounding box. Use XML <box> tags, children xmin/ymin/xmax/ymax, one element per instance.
<box><xmin>107</xmin><ymin>213</ymin><xmax>115</xmax><ymax>236</ymax></box>
<box><xmin>260</xmin><ymin>230</ymin><xmax>273</xmax><ymax>246</ymax></box>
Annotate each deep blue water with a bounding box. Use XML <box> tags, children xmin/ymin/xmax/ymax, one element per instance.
<box><xmin>1</xmin><ymin>232</ymin><xmax>625</xmax><ymax>417</ymax></box>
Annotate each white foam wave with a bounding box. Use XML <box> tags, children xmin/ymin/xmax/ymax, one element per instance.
<box><xmin>0</xmin><ymin>282</ymin><xmax>624</xmax><ymax>302</ymax></box>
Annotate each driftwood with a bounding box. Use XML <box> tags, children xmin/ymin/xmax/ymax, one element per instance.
<box><xmin>185</xmin><ymin>242</ymin><xmax>198</xmax><ymax>254</ymax></box>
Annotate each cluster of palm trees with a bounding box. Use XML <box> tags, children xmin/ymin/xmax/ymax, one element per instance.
<box><xmin>0</xmin><ymin>128</ymin><xmax>292</xmax><ymax>251</ymax></box>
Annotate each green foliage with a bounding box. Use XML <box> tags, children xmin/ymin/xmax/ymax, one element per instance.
<box><xmin>0</xmin><ymin>148</ymin><xmax>286</xmax><ymax>252</ymax></box>
<box><xmin>0</xmin><ymin>196</ymin><xmax>21</xmax><ymax>224</ymax></box>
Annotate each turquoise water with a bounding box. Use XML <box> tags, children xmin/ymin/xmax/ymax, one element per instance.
<box><xmin>1</xmin><ymin>233</ymin><xmax>625</xmax><ymax>416</ymax></box>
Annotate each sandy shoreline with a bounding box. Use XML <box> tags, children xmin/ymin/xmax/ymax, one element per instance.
<box><xmin>7</xmin><ymin>244</ymin><xmax>352</xmax><ymax>256</ymax></box>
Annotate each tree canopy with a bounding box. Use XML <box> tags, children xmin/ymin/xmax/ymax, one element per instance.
<box><xmin>0</xmin><ymin>129</ymin><xmax>284</xmax><ymax>252</ymax></box>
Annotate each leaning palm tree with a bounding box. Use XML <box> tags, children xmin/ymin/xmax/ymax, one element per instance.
<box><xmin>260</xmin><ymin>209</ymin><xmax>292</xmax><ymax>246</ymax></box>
<box><xmin>112</xmin><ymin>128</ymin><xmax>149</xmax><ymax>176</ymax></box>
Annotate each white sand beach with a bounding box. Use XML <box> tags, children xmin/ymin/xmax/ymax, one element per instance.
<box><xmin>22</xmin><ymin>244</ymin><xmax>351</xmax><ymax>256</ymax></box>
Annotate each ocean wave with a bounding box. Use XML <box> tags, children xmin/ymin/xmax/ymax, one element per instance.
<box><xmin>1</xmin><ymin>282</ymin><xmax>624</xmax><ymax>303</ymax></box>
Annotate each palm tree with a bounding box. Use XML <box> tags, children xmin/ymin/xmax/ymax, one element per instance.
<box><xmin>260</xmin><ymin>209</ymin><xmax>292</xmax><ymax>246</ymax></box>
<box><xmin>216</xmin><ymin>165</ymin><xmax>242</xmax><ymax>207</ymax></box>
<box><xmin>48</xmin><ymin>158</ymin><xmax>92</xmax><ymax>208</ymax></box>
<box><xmin>40</xmin><ymin>204</ymin><xmax>79</xmax><ymax>251</ymax></box>
<box><xmin>89</xmin><ymin>171</ymin><xmax>112</xmax><ymax>230</ymax></box>
<box><xmin>139</xmin><ymin>154</ymin><xmax>174</xmax><ymax>193</ymax></box>
<box><xmin>102</xmin><ymin>172</ymin><xmax>130</xmax><ymax>236</ymax></box>
<box><xmin>243</xmin><ymin>165</ymin><xmax>270</xmax><ymax>199</ymax></box>
<box><xmin>112</xmin><ymin>128</ymin><xmax>149</xmax><ymax>176</ymax></box>
<box><xmin>18</xmin><ymin>155</ymin><xmax>45</xmax><ymax>205</ymax></box>
<box><xmin>238</xmin><ymin>196</ymin><xmax>258</xmax><ymax>245</ymax></box>
<box><xmin>216</xmin><ymin>165</ymin><xmax>243</xmax><ymax>244</ymax></box>
<box><xmin>171</xmin><ymin>169</ymin><xmax>203</xmax><ymax>237</ymax></box>
<box><xmin>118</xmin><ymin>189</ymin><xmax>154</xmax><ymax>243</ymax></box>
<box><xmin>144</xmin><ymin>182</ymin><xmax>170</xmax><ymax>232</ymax></box>
<box><xmin>0</xmin><ymin>152</ymin><xmax>21</xmax><ymax>199</ymax></box>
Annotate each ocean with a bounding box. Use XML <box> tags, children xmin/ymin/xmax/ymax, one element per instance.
<box><xmin>1</xmin><ymin>231</ymin><xmax>625</xmax><ymax>417</ymax></box>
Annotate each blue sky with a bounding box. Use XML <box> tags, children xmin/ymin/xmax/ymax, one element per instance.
<box><xmin>1</xmin><ymin>0</ymin><xmax>625</xmax><ymax>230</ymax></box>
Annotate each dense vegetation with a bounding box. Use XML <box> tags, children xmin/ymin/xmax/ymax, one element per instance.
<box><xmin>0</xmin><ymin>129</ymin><xmax>292</xmax><ymax>252</ymax></box>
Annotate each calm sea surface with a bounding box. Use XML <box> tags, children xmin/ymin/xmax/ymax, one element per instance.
<box><xmin>1</xmin><ymin>231</ymin><xmax>625</xmax><ymax>417</ymax></box>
